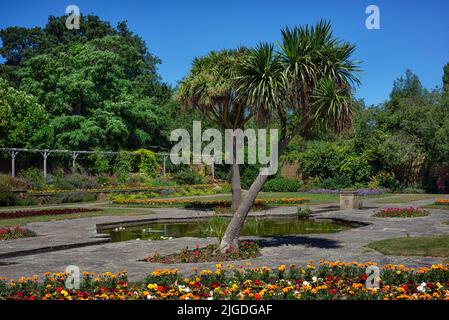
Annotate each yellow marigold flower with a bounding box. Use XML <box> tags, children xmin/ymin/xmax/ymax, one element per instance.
<box><xmin>278</xmin><ymin>265</ymin><xmax>286</xmax><ymax>272</ymax></box>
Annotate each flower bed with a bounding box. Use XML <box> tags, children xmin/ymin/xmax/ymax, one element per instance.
<box><xmin>1</xmin><ymin>262</ymin><xmax>449</xmax><ymax>300</ymax></box>
<box><xmin>111</xmin><ymin>197</ymin><xmax>309</xmax><ymax>208</ymax></box>
<box><xmin>435</xmin><ymin>199</ymin><xmax>449</xmax><ymax>206</ymax></box>
<box><xmin>0</xmin><ymin>226</ymin><xmax>35</xmax><ymax>240</ymax></box>
<box><xmin>146</xmin><ymin>241</ymin><xmax>259</xmax><ymax>264</ymax></box>
<box><xmin>0</xmin><ymin>208</ymin><xmax>101</xmax><ymax>220</ymax></box>
<box><xmin>374</xmin><ymin>207</ymin><xmax>429</xmax><ymax>218</ymax></box>
<box><xmin>27</xmin><ymin>183</ymin><xmax>229</xmax><ymax>195</ymax></box>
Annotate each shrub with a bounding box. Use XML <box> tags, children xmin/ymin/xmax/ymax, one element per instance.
<box><xmin>296</xmin><ymin>206</ymin><xmax>312</xmax><ymax>219</ymax></box>
<box><xmin>123</xmin><ymin>173</ymin><xmax>148</xmax><ymax>186</ymax></box>
<box><xmin>240</xmin><ymin>165</ymin><xmax>260</xmax><ymax>189</ymax></box>
<box><xmin>54</xmin><ymin>192</ymin><xmax>97</xmax><ymax>204</ymax></box>
<box><xmin>114</xmin><ymin>151</ymin><xmax>136</xmax><ymax>184</ymax></box>
<box><xmin>369</xmin><ymin>172</ymin><xmax>401</xmax><ymax>191</ymax></box>
<box><xmin>136</xmin><ymin>149</ymin><xmax>159</xmax><ymax>176</ymax></box>
<box><xmin>262</xmin><ymin>177</ymin><xmax>301</xmax><ymax>192</ymax></box>
<box><xmin>0</xmin><ymin>174</ymin><xmax>27</xmax><ymax>189</ymax></box>
<box><xmin>319</xmin><ymin>174</ymin><xmax>352</xmax><ymax>190</ymax></box>
<box><xmin>53</xmin><ymin>173</ymin><xmax>100</xmax><ymax>190</ymax></box>
<box><xmin>0</xmin><ymin>182</ymin><xmax>16</xmax><ymax>206</ymax></box>
<box><xmin>401</xmin><ymin>187</ymin><xmax>426</xmax><ymax>194</ymax></box>
<box><xmin>172</xmin><ymin>170</ymin><xmax>205</xmax><ymax>185</ymax></box>
<box><xmin>20</xmin><ymin>168</ymin><xmax>47</xmax><ymax>190</ymax></box>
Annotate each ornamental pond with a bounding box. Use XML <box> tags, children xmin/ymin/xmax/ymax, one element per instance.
<box><xmin>99</xmin><ymin>216</ymin><xmax>359</xmax><ymax>242</ymax></box>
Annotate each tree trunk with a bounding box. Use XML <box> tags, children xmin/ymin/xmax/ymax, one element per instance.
<box><xmin>220</xmin><ymin>172</ymin><xmax>270</xmax><ymax>252</ymax></box>
<box><xmin>231</xmin><ymin>162</ymin><xmax>241</xmax><ymax>210</ymax></box>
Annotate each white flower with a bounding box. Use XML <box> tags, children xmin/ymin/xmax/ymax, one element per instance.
<box><xmin>312</xmin><ymin>276</ymin><xmax>318</xmax><ymax>283</ymax></box>
<box><xmin>302</xmin><ymin>281</ymin><xmax>310</xmax><ymax>286</ymax></box>
<box><xmin>146</xmin><ymin>294</ymin><xmax>154</xmax><ymax>300</ymax></box>
<box><xmin>417</xmin><ymin>282</ymin><xmax>427</xmax><ymax>292</ymax></box>
<box><xmin>207</xmin><ymin>297</ymin><xmax>213</xmax><ymax>300</ymax></box>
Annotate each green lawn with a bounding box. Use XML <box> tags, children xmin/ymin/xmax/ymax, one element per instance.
<box><xmin>423</xmin><ymin>204</ymin><xmax>449</xmax><ymax>211</ymax></box>
<box><xmin>0</xmin><ymin>207</ymin><xmax>155</xmax><ymax>227</ymax></box>
<box><xmin>369</xmin><ymin>194</ymin><xmax>439</xmax><ymax>204</ymax></box>
<box><xmin>367</xmin><ymin>234</ymin><xmax>449</xmax><ymax>257</ymax></box>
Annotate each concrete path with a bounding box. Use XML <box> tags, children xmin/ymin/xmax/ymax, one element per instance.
<box><xmin>0</xmin><ymin>195</ymin><xmax>448</xmax><ymax>281</ymax></box>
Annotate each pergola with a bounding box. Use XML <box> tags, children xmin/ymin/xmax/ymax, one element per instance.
<box><xmin>0</xmin><ymin>148</ymin><xmax>214</xmax><ymax>179</ymax></box>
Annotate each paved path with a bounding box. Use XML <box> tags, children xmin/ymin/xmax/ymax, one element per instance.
<box><xmin>1</xmin><ymin>196</ymin><xmax>449</xmax><ymax>281</ymax></box>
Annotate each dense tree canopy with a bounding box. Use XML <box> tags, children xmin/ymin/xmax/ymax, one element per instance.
<box><xmin>0</xmin><ymin>15</ymin><xmax>171</xmax><ymax>151</ymax></box>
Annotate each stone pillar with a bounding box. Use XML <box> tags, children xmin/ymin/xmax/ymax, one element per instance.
<box><xmin>340</xmin><ymin>190</ymin><xmax>359</xmax><ymax>209</ymax></box>
<box><xmin>10</xmin><ymin>150</ymin><xmax>19</xmax><ymax>177</ymax></box>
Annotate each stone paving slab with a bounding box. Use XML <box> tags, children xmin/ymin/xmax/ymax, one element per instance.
<box><xmin>1</xmin><ymin>196</ymin><xmax>449</xmax><ymax>281</ymax></box>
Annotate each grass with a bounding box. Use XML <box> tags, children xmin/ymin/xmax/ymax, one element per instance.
<box><xmin>0</xmin><ymin>206</ymin><xmax>155</xmax><ymax>227</ymax></box>
<box><xmin>369</xmin><ymin>194</ymin><xmax>439</xmax><ymax>204</ymax></box>
<box><xmin>367</xmin><ymin>234</ymin><xmax>449</xmax><ymax>257</ymax></box>
<box><xmin>424</xmin><ymin>204</ymin><xmax>449</xmax><ymax>211</ymax></box>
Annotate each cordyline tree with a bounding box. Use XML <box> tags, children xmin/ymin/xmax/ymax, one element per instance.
<box><xmin>219</xmin><ymin>21</ymin><xmax>361</xmax><ymax>252</ymax></box>
<box><xmin>176</xmin><ymin>48</ymin><xmax>252</xmax><ymax>210</ymax></box>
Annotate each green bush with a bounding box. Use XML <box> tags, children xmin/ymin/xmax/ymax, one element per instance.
<box><xmin>172</xmin><ymin>170</ymin><xmax>205</xmax><ymax>185</ymax></box>
<box><xmin>262</xmin><ymin>177</ymin><xmax>301</xmax><ymax>192</ymax></box>
<box><xmin>20</xmin><ymin>168</ymin><xmax>47</xmax><ymax>190</ymax></box>
<box><xmin>53</xmin><ymin>173</ymin><xmax>100</xmax><ymax>190</ymax></box>
<box><xmin>54</xmin><ymin>192</ymin><xmax>97</xmax><ymax>204</ymax></box>
<box><xmin>369</xmin><ymin>172</ymin><xmax>401</xmax><ymax>191</ymax></box>
<box><xmin>240</xmin><ymin>165</ymin><xmax>260</xmax><ymax>189</ymax></box>
<box><xmin>0</xmin><ymin>182</ymin><xmax>16</xmax><ymax>206</ymax></box>
<box><xmin>319</xmin><ymin>174</ymin><xmax>352</xmax><ymax>190</ymax></box>
<box><xmin>114</xmin><ymin>151</ymin><xmax>136</xmax><ymax>184</ymax></box>
<box><xmin>136</xmin><ymin>149</ymin><xmax>159</xmax><ymax>176</ymax></box>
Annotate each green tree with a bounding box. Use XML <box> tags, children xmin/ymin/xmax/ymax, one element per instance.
<box><xmin>219</xmin><ymin>21</ymin><xmax>360</xmax><ymax>252</ymax></box>
<box><xmin>0</xmin><ymin>15</ymin><xmax>171</xmax><ymax>151</ymax></box>
<box><xmin>176</xmin><ymin>48</ymin><xmax>252</xmax><ymax>210</ymax></box>
<box><xmin>0</xmin><ymin>78</ymin><xmax>53</xmax><ymax>148</ymax></box>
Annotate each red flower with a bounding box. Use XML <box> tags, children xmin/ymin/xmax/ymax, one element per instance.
<box><xmin>56</xmin><ymin>286</ymin><xmax>63</xmax><ymax>293</ymax></box>
<box><xmin>254</xmin><ymin>293</ymin><xmax>261</xmax><ymax>300</ymax></box>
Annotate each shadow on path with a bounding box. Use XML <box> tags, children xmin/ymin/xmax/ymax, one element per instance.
<box><xmin>258</xmin><ymin>236</ymin><xmax>342</xmax><ymax>249</ymax></box>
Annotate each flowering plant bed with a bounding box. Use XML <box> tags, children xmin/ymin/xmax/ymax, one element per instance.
<box><xmin>0</xmin><ymin>208</ymin><xmax>101</xmax><ymax>220</ymax></box>
<box><xmin>1</xmin><ymin>262</ymin><xmax>449</xmax><ymax>300</ymax></box>
<box><xmin>145</xmin><ymin>241</ymin><xmax>260</xmax><ymax>264</ymax></box>
<box><xmin>0</xmin><ymin>226</ymin><xmax>35</xmax><ymax>240</ymax></box>
<box><xmin>27</xmin><ymin>183</ymin><xmax>229</xmax><ymax>195</ymax></box>
<box><xmin>112</xmin><ymin>197</ymin><xmax>309</xmax><ymax>208</ymax></box>
<box><xmin>374</xmin><ymin>207</ymin><xmax>429</xmax><ymax>218</ymax></box>
<box><xmin>435</xmin><ymin>199</ymin><xmax>449</xmax><ymax>206</ymax></box>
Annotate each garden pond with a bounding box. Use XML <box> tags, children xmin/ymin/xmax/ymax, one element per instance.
<box><xmin>99</xmin><ymin>216</ymin><xmax>358</xmax><ymax>242</ymax></box>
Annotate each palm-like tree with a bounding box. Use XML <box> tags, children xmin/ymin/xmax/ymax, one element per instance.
<box><xmin>176</xmin><ymin>48</ymin><xmax>251</xmax><ymax>209</ymax></box>
<box><xmin>220</xmin><ymin>21</ymin><xmax>360</xmax><ymax>252</ymax></box>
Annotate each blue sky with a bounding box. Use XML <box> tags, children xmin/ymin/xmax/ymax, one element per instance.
<box><xmin>0</xmin><ymin>0</ymin><xmax>448</xmax><ymax>105</ymax></box>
